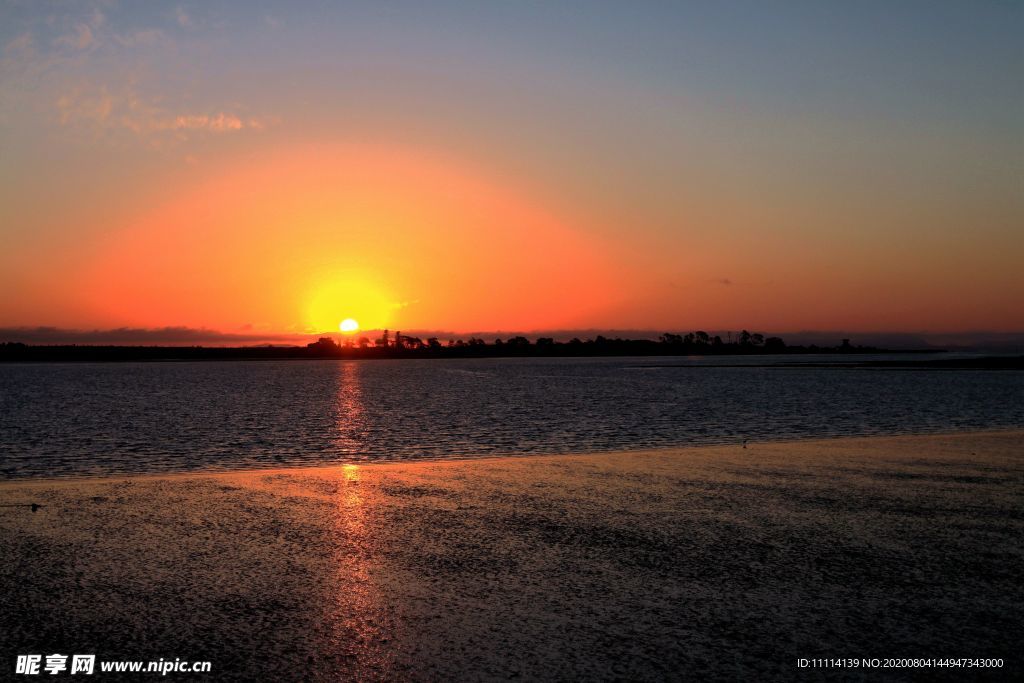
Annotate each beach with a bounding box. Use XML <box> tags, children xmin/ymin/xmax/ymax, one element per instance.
<box><xmin>2</xmin><ymin>431</ymin><xmax>1021</xmax><ymax>680</ymax></box>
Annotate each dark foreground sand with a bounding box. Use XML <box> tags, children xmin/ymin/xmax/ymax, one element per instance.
<box><xmin>2</xmin><ymin>432</ymin><xmax>1022</xmax><ymax>681</ymax></box>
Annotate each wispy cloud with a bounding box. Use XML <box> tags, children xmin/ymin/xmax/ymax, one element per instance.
<box><xmin>55</xmin><ymin>23</ymin><xmax>95</xmax><ymax>50</ymax></box>
<box><xmin>114</xmin><ymin>29</ymin><xmax>166</xmax><ymax>48</ymax></box>
<box><xmin>53</xmin><ymin>7</ymin><xmax>166</xmax><ymax>51</ymax></box>
<box><xmin>166</xmin><ymin>113</ymin><xmax>245</xmax><ymax>132</ymax></box>
<box><xmin>54</xmin><ymin>8</ymin><xmax>105</xmax><ymax>51</ymax></box>
<box><xmin>4</xmin><ymin>3</ymin><xmax>274</xmax><ymax>147</ymax></box>
<box><xmin>55</xmin><ymin>81</ymin><xmax>274</xmax><ymax>143</ymax></box>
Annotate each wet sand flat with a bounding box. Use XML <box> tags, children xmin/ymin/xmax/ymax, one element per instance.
<box><xmin>1</xmin><ymin>431</ymin><xmax>1022</xmax><ymax>680</ymax></box>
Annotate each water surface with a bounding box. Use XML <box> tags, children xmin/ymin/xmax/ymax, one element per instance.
<box><xmin>2</xmin><ymin>355</ymin><xmax>1021</xmax><ymax>479</ymax></box>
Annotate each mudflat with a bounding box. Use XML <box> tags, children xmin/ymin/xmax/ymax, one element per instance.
<box><xmin>2</xmin><ymin>431</ymin><xmax>1021</xmax><ymax>680</ymax></box>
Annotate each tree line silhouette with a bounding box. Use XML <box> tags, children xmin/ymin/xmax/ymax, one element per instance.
<box><xmin>0</xmin><ymin>330</ymin><xmax>894</xmax><ymax>362</ymax></box>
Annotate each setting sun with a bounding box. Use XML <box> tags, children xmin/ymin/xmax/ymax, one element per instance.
<box><xmin>305</xmin><ymin>273</ymin><xmax>395</xmax><ymax>334</ymax></box>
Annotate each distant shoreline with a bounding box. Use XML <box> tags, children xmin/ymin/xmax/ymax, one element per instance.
<box><xmin>0</xmin><ymin>341</ymin><xmax>942</xmax><ymax>363</ymax></box>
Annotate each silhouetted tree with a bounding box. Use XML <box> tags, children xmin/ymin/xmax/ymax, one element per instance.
<box><xmin>307</xmin><ymin>337</ymin><xmax>338</xmax><ymax>355</ymax></box>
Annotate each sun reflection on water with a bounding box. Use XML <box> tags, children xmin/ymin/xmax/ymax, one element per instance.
<box><xmin>325</xmin><ymin>366</ymin><xmax>397</xmax><ymax>677</ymax></box>
<box><xmin>334</xmin><ymin>362</ymin><xmax>367</xmax><ymax>458</ymax></box>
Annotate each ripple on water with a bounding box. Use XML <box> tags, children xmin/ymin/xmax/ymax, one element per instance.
<box><xmin>0</xmin><ymin>357</ymin><xmax>1021</xmax><ymax>479</ymax></box>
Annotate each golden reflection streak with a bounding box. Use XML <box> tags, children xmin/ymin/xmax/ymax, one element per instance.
<box><xmin>327</xmin><ymin>362</ymin><xmax>395</xmax><ymax>677</ymax></box>
<box><xmin>334</xmin><ymin>362</ymin><xmax>366</xmax><ymax>457</ymax></box>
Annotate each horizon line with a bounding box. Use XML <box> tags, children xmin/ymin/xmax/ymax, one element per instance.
<box><xmin>2</xmin><ymin>325</ymin><xmax>1024</xmax><ymax>350</ymax></box>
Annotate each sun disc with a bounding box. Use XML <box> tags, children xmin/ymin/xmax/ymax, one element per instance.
<box><xmin>339</xmin><ymin>318</ymin><xmax>360</xmax><ymax>333</ymax></box>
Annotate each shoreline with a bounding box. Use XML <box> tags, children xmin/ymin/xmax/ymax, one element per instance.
<box><xmin>3</xmin><ymin>430</ymin><xmax>1022</xmax><ymax>680</ymax></box>
<box><xmin>1</xmin><ymin>426</ymin><xmax>1021</xmax><ymax>488</ymax></box>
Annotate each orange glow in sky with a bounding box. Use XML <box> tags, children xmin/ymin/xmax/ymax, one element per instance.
<box><xmin>76</xmin><ymin>143</ymin><xmax>620</xmax><ymax>335</ymax></box>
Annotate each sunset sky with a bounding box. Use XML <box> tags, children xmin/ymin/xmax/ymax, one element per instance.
<box><xmin>2</xmin><ymin>1</ymin><xmax>1021</xmax><ymax>342</ymax></box>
